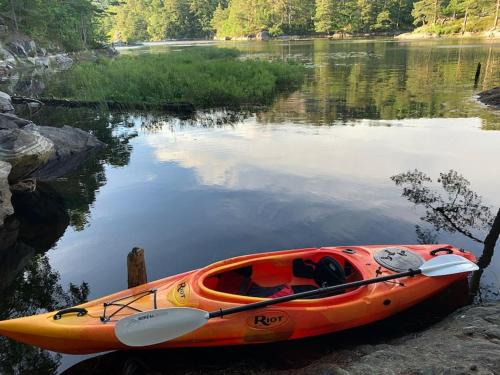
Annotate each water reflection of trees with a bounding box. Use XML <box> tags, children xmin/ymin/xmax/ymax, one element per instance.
<box><xmin>0</xmin><ymin>180</ymin><xmax>91</xmax><ymax>374</ymax></box>
<box><xmin>20</xmin><ymin>107</ymin><xmax>138</xmax><ymax>230</ymax></box>
<box><xmin>0</xmin><ymin>255</ymin><xmax>89</xmax><ymax>375</ymax></box>
<box><xmin>391</xmin><ymin>169</ymin><xmax>500</xmax><ymax>300</ymax></box>
<box><xmin>0</xmin><ymin>182</ymin><xmax>70</xmax><ymax>290</ymax></box>
<box><xmin>139</xmin><ymin>109</ymin><xmax>251</xmax><ymax>133</ymax></box>
<box><xmin>258</xmin><ymin>40</ymin><xmax>499</xmax><ymax>125</ymax></box>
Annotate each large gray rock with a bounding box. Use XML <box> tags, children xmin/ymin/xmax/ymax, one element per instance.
<box><xmin>256</xmin><ymin>30</ymin><xmax>271</xmax><ymax>41</ymax></box>
<box><xmin>0</xmin><ymin>160</ymin><xmax>13</xmax><ymax>226</ymax></box>
<box><xmin>0</xmin><ymin>91</ymin><xmax>14</xmax><ymax>113</ymax></box>
<box><xmin>34</xmin><ymin>56</ymin><xmax>50</xmax><ymax>68</ymax></box>
<box><xmin>0</xmin><ymin>45</ymin><xmax>16</xmax><ymax>65</ymax></box>
<box><xmin>0</xmin><ymin>128</ymin><xmax>54</xmax><ymax>182</ymax></box>
<box><xmin>0</xmin><ymin>113</ymin><xmax>33</xmax><ymax>129</ymax></box>
<box><xmin>5</xmin><ymin>32</ymin><xmax>37</xmax><ymax>57</ymax></box>
<box><xmin>24</xmin><ymin>124</ymin><xmax>105</xmax><ymax>179</ymax></box>
<box><xmin>53</xmin><ymin>54</ymin><xmax>73</xmax><ymax>70</ymax></box>
<box><xmin>478</xmin><ymin>87</ymin><xmax>500</xmax><ymax>109</ymax></box>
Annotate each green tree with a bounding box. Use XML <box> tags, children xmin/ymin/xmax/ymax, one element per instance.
<box><xmin>315</xmin><ymin>0</ymin><xmax>359</xmax><ymax>34</ymax></box>
<box><xmin>356</xmin><ymin>0</ymin><xmax>414</xmax><ymax>32</ymax></box>
<box><xmin>147</xmin><ymin>0</ymin><xmax>169</xmax><ymax>40</ymax></box>
<box><xmin>315</xmin><ymin>0</ymin><xmax>337</xmax><ymax>34</ymax></box>
<box><xmin>211</xmin><ymin>0</ymin><xmax>275</xmax><ymax>38</ymax></box>
<box><xmin>110</xmin><ymin>0</ymin><xmax>150</xmax><ymax>42</ymax></box>
<box><xmin>457</xmin><ymin>0</ymin><xmax>490</xmax><ymax>33</ymax></box>
<box><xmin>373</xmin><ymin>10</ymin><xmax>393</xmax><ymax>30</ymax></box>
<box><xmin>189</xmin><ymin>0</ymin><xmax>221</xmax><ymax>35</ymax></box>
<box><xmin>412</xmin><ymin>0</ymin><xmax>442</xmax><ymax>26</ymax></box>
<box><xmin>495</xmin><ymin>0</ymin><xmax>500</xmax><ymax>29</ymax></box>
<box><xmin>0</xmin><ymin>0</ymin><xmax>105</xmax><ymax>50</ymax></box>
<box><xmin>270</xmin><ymin>0</ymin><xmax>315</xmax><ymax>35</ymax></box>
<box><xmin>211</xmin><ymin>2</ymin><xmax>231</xmax><ymax>36</ymax></box>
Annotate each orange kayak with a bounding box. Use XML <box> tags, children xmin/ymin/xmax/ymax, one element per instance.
<box><xmin>0</xmin><ymin>244</ymin><xmax>475</xmax><ymax>354</ymax></box>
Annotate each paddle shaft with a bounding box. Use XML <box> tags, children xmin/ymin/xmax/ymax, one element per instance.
<box><xmin>208</xmin><ymin>268</ymin><xmax>420</xmax><ymax>319</ymax></box>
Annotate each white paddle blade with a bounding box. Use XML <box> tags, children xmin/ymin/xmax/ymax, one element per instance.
<box><xmin>115</xmin><ymin>307</ymin><xmax>209</xmax><ymax>347</ymax></box>
<box><xmin>419</xmin><ymin>254</ymin><xmax>479</xmax><ymax>277</ymax></box>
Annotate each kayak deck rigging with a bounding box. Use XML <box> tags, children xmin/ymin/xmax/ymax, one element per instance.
<box><xmin>100</xmin><ymin>289</ymin><xmax>158</xmax><ymax>323</ymax></box>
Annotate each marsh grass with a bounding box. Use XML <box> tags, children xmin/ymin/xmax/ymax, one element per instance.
<box><xmin>46</xmin><ymin>48</ymin><xmax>305</xmax><ymax>109</ymax></box>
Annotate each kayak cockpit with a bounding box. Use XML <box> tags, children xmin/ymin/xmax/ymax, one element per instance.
<box><xmin>202</xmin><ymin>252</ymin><xmax>364</xmax><ymax>299</ymax></box>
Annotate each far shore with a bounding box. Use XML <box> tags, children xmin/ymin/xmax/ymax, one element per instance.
<box><xmin>395</xmin><ymin>30</ymin><xmax>500</xmax><ymax>40</ymax></box>
<box><xmin>113</xmin><ymin>32</ymin><xmax>500</xmax><ymax>49</ymax></box>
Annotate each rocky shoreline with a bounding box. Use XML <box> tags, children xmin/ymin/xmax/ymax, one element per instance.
<box><xmin>396</xmin><ymin>30</ymin><xmax>500</xmax><ymax>40</ymax></box>
<box><xmin>0</xmin><ymin>91</ymin><xmax>105</xmax><ymax>227</ymax></box>
<box><xmin>0</xmin><ymin>32</ymin><xmax>117</xmax><ymax>97</ymax></box>
<box><xmin>300</xmin><ymin>302</ymin><xmax>500</xmax><ymax>375</ymax></box>
<box><xmin>477</xmin><ymin>87</ymin><xmax>500</xmax><ymax>110</ymax></box>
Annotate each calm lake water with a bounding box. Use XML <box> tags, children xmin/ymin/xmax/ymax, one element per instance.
<box><xmin>1</xmin><ymin>38</ymin><xmax>499</xmax><ymax>374</ymax></box>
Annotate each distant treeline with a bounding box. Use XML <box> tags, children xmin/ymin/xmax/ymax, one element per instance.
<box><xmin>107</xmin><ymin>0</ymin><xmax>499</xmax><ymax>41</ymax></box>
<box><xmin>0</xmin><ymin>0</ymin><xmax>498</xmax><ymax>47</ymax></box>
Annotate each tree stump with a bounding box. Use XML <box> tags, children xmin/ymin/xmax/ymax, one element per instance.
<box><xmin>127</xmin><ymin>247</ymin><xmax>147</xmax><ymax>288</ymax></box>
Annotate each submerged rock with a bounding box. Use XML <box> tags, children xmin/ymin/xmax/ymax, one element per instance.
<box><xmin>0</xmin><ymin>128</ymin><xmax>54</xmax><ymax>183</ymax></box>
<box><xmin>0</xmin><ymin>160</ymin><xmax>13</xmax><ymax>226</ymax></box>
<box><xmin>477</xmin><ymin>87</ymin><xmax>500</xmax><ymax>109</ymax></box>
<box><xmin>24</xmin><ymin>124</ymin><xmax>105</xmax><ymax>179</ymax></box>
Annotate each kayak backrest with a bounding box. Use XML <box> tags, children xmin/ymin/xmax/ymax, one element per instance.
<box><xmin>313</xmin><ymin>256</ymin><xmax>346</xmax><ymax>288</ymax></box>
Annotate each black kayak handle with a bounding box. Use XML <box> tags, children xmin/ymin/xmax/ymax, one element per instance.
<box><xmin>430</xmin><ymin>248</ymin><xmax>454</xmax><ymax>256</ymax></box>
<box><xmin>53</xmin><ymin>308</ymin><xmax>88</xmax><ymax>320</ymax></box>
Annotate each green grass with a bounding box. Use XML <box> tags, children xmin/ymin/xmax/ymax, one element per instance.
<box><xmin>45</xmin><ymin>48</ymin><xmax>305</xmax><ymax>108</ymax></box>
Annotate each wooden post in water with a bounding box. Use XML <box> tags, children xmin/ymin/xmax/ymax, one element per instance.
<box><xmin>474</xmin><ymin>63</ymin><xmax>481</xmax><ymax>88</ymax></box>
<box><xmin>127</xmin><ymin>247</ymin><xmax>147</xmax><ymax>288</ymax></box>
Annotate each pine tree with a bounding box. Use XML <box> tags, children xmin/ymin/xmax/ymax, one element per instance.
<box><xmin>270</xmin><ymin>0</ymin><xmax>315</xmax><ymax>35</ymax></box>
<box><xmin>412</xmin><ymin>0</ymin><xmax>441</xmax><ymax>26</ymax></box>
<box><xmin>315</xmin><ymin>0</ymin><xmax>336</xmax><ymax>34</ymax></box>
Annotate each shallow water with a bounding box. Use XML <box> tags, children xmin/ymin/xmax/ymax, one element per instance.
<box><xmin>1</xmin><ymin>38</ymin><xmax>499</xmax><ymax>374</ymax></box>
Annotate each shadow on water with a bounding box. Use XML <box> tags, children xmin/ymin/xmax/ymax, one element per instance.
<box><xmin>0</xmin><ymin>255</ymin><xmax>90</xmax><ymax>375</ymax></box>
<box><xmin>62</xmin><ymin>280</ymin><xmax>470</xmax><ymax>375</ymax></box>
<box><xmin>0</xmin><ymin>182</ymin><xmax>69</xmax><ymax>291</ymax></box>
<box><xmin>21</xmin><ymin>107</ymin><xmax>138</xmax><ymax>230</ymax></box>
<box><xmin>0</xmin><ymin>181</ymin><xmax>91</xmax><ymax>374</ymax></box>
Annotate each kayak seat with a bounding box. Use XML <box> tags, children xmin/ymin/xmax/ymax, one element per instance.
<box><xmin>210</xmin><ymin>256</ymin><xmax>348</xmax><ymax>299</ymax></box>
